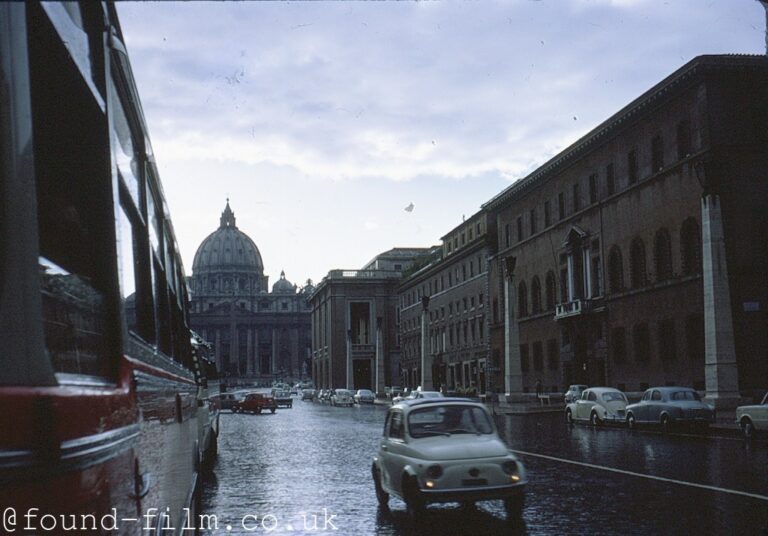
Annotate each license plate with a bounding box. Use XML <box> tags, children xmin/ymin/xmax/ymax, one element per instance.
<box><xmin>461</xmin><ymin>479</ymin><xmax>488</xmax><ymax>486</ymax></box>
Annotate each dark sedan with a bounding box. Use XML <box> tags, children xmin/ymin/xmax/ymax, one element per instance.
<box><xmin>625</xmin><ymin>387</ymin><xmax>714</xmax><ymax>431</ymax></box>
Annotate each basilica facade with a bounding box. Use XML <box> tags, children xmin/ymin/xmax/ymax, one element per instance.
<box><xmin>188</xmin><ymin>201</ymin><xmax>313</xmax><ymax>381</ymax></box>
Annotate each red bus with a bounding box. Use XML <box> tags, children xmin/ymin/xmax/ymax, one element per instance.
<box><xmin>0</xmin><ymin>2</ymin><xmax>218</xmax><ymax>533</ymax></box>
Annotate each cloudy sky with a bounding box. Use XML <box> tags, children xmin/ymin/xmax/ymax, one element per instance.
<box><xmin>116</xmin><ymin>0</ymin><xmax>765</xmax><ymax>289</ymax></box>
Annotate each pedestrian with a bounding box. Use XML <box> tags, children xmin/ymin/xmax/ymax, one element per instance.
<box><xmin>535</xmin><ymin>379</ymin><xmax>542</xmax><ymax>398</ymax></box>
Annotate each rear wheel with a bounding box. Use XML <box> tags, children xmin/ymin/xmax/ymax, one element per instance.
<box><xmin>660</xmin><ymin>414</ymin><xmax>670</xmax><ymax>433</ymax></box>
<box><xmin>270</xmin><ymin>408</ymin><xmax>276</xmax><ymax>414</ymax></box>
<box><xmin>741</xmin><ymin>418</ymin><xmax>755</xmax><ymax>439</ymax></box>
<box><xmin>504</xmin><ymin>495</ymin><xmax>524</xmax><ymax>519</ymax></box>
<box><xmin>372</xmin><ymin>465</ymin><xmax>389</xmax><ymax>508</ymax></box>
<box><xmin>256</xmin><ymin>408</ymin><xmax>262</xmax><ymax>414</ymax></box>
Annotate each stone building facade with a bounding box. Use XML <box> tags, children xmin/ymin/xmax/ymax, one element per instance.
<box><xmin>188</xmin><ymin>201</ymin><xmax>313</xmax><ymax>381</ymax></box>
<box><xmin>483</xmin><ymin>55</ymin><xmax>768</xmax><ymax>405</ymax></box>
<box><xmin>310</xmin><ymin>248</ymin><xmax>431</xmax><ymax>391</ymax></box>
<box><xmin>398</xmin><ymin>212</ymin><xmax>497</xmax><ymax>394</ymax></box>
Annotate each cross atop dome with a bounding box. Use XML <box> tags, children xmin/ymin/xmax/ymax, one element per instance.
<box><xmin>220</xmin><ymin>198</ymin><xmax>237</xmax><ymax>229</ymax></box>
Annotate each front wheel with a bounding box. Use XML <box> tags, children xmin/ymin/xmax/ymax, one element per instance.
<box><xmin>372</xmin><ymin>465</ymin><xmax>389</xmax><ymax>508</ymax></box>
<box><xmin>741</xmin><ymin>418</ymin><xmax>755</xmax><ymax>439</ymax></box>
<box><xmin>504</xmin><ymin>495</ymin><xmax>524</xmax><ymax>519</ymax></box>
<box><xmin>627</xmin><ymin>413</ymin><xmax>636</xmax><ymax>430</ymax></box>
<box><xmin>590</xmin><ymin>412</ymin><xmax>602</xmax><ymax>427</ymax></box>
<box><xmin>270</xmin><ymin>408</ymin><xmax>276</xmax><ymax>414</ymax></box>
<box><xmin>402</xmin><ymin>476</ymin><xmax>423</xmax><ymax>517</ymax></box>
<box><xmin>256</xmin><ymin>408</ymin><xmax>262</xmax><ymax>414</ymax></box>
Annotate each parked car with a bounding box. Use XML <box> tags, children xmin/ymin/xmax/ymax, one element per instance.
<box><xmin>386</xmin><ymin>386</ymin><xmax>404</xmax><ymax>399</ymax></box>
<box><xmin>331</xmin><ymin>389</ymin><xmax>355</xmax><ymax>407</ymax></box>
<box><xmin>565</xmin><ymin>387</ymin><xmax>628</xmax><ymax>426</ymax></box>
<box><xmin>301</xmin><ymin>388</ymin><xmax>317</xmax><ymax>401</ymax></box>
<box><xmin>232</xmin><ymin>393</ymin><xmax>278</xmax><ymax>414</ymax></box>
<box><xmin>317</xmin><ymin>389</ymin><xmax>332</xmax><ymax>403</ymax></box>
<box><xmin>392</xmin><ymin>390</ymin><xmax>444</xmax><ymax>404</ymax></box>
<box><xmin>272</xmin><ymin>388</ymin><xmax>293</xmax><ymax>408</ymax></box>
<box><xmin>354</xmin><ymin>389</ymin><xmax>376</xmax><ymax>404</ymax></box>
<box><xmin>625</xmin><ymin>387</ymin><xmax>714</xmax><ymax>431</ymax></box>
<box><xmin>372</xmin><ymin>398</ymin><xmax>527</xmax><ymax>518</ymax></box>
<box><xmin>563</xmin><ymin>384</ymin><xmax>589</xmax><ymax>403</ymax></box>
<box><xmin>735</xmin><ymin>391</ymin><xmax>768</xmax><ymax>439</ymax></box>
<box><xmin>210</xmin><ymin>390</ymin><xmax>249</xmax><ymax>412</ymax></box>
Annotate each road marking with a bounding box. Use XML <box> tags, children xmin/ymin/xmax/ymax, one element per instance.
<box><xmin>511</xmin><ymin>449</ymin><xmax>768</xmax><ymax>502</ymax></box>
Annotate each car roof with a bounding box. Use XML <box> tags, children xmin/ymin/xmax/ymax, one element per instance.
<box><xmin>647</xmin><ymin>386</ymin><xmax>694</xmax><ymax>392</ymax></box>
<box><xmin>394</xmin><ymin>397</ymin><xmax>480</xmax><ymax>410</ymax></box>
<box><xmin>586</xmin><ymin>387</ymin><xmax>624</xmax><ymax>394</ymax></box>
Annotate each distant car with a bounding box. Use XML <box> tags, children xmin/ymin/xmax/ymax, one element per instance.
<box><xmin>563</xmin><ymin>384</ymin><xmax>589</xmax><ymax>404</ymax></box>
<box><xmin>393</xmin><ymin>390</ymin><xmax>444</xmax><ymax>404</ymax></box>
<box><xmin>565</xmin><ymin>387</ymin><xmax>628</xmax><ymax>426</ymax></box>
<box><xmin>735</xmin><ymin>391</ymin><xmax>768</xmax><ymax>439</ymax></box>
<box><xmin>272</xmin><ymin>389</ymin><xmax>293</xmax><ymax>408</ymax></box>
<box><xmin>232</xmin><ymin>393</ymin><xmax>278</xmax><ymax>414</ymax></box>
<box><xmin>354</xmin><ymin>389</ymin><xmax>376</xmax><ymax>404</ymax></box>
<box><xmin>331</xmin><ymin>389</ymin><xmax>354</xmax><ymax>407</ymax></box>
<box><xmin>625</xmin><ymin>387</ymin><xmax>714</xmax><ymax>431</ymax></box>
<box><xmin>301</xmin><ymin>388</ymin><xmax>316</xmax><ymax>401</ymax></box>
<box><xmin>317</xmin><ymin>389</ymin><xmax>332</xmax><ymax>403</ymax></box>
<box><xmin>386</xmin><ymin>386</ymin><xmax>404</xmax><ymax>399</ymax></box>
<box><xmin>210</xmin><ymin>390</ymin><xmax>249</xmax><ymax>412</ymax></box>
<box><xmin>372</xmin><ymin>398</ymin><xmax>527</xmax><ymax>518</ymax></box>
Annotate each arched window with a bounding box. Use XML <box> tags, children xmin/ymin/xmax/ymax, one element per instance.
<box><xmin>545</xmin><ymin>271</ymin><xmax>556</xmax><ymax>310</ymax></box>
<box><xmin>518</xmin><ymin>281</ymin><xmax>528</xmax><ymax>317</ymax></box>
<box><xmin>654</xmin><ymin>228</ymin><xmax>673</xmax><ymax>281</ymax></box>
<box><xmin>608</xmin><ymin>246</ymin><xmax>624</xmax><ymax>293</ymax></box>
<box><xmin>531</xmin><ymin>276</ymin><xmax>542</xmax><ymax>315</ymax></box>
<box><xmin>630</xmin><ymin>238</ymin><xmax>647</xmax><ymax>288</ymax></box>
<box><xmin>681</xmin><ymin>218</ymin><xmax>701</xmax><ymax>275</ymax></box>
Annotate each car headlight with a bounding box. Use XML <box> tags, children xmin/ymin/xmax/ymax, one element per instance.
<box><xmin>426</xmin><ymin>464</ymin><xmax>443</xmax><ymax>479</ymax></box>
<box><xmin>502</xmin><ymin>460</ymin><xmax>518</xmax><ymax>475</ymax></box>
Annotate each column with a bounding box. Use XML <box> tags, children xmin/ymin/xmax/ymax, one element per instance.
<box><xmin>375</xmin><ymin>317</ymin><xmax>384</xmax><ymax>395</ymax></box>
<box><xmin>420</xmin><ymin>297</ymin><xmax>432</xmax><ymax>390</ymax></box>
<box><xmin>246</xmin><ymin>328</ymin><xmax>253</xmax><ymax>376</ymax></box>
<box><xmin>253</xmin><ymin>329</ymin><xmax>260</xmax><ymax>375</ymax></box>
<box><xmin>271</xmin><ymin>329</ymin><xmax>277</xmax><ymax>376</ymax></box>
<box><xmin>701</xmin><ymin>194</ymin><xmax>740</xmax><ymax>408</ymax></box>
<box><xmin>583</xmin><ymin>247</ymin><xmax>592</xmax><ymax>299</ymax></box>
<box><xmin>503</xmin><ymin>257</ymin><xmax>523</xmax><ymax>396</ymax></box>
<box><xmin>346</xmin><ymin>329</ymin><xmax>353</xmax><ymax>390</ymax></box>
<box><xmin>567</xmin><ymin>254</ymin><xmax>575</xmax><ymax>302</ymax></box>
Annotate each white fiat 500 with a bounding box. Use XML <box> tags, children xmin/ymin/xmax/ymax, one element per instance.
<box><xmin>372</xmin><ymin>398</ymin><xmax>527</xmax><ymax>519</ymax></box>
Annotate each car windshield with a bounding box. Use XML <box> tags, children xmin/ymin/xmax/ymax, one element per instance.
<box><xmin>671</xmin><ymin>390</ymin><xmax>701</xmax><ymax>401</ymax></box>
<box><xmin>602</xmin><ymin>392</ymin><xmax>627</xmax><ymax>402</ymax></box>
<box><xmin>336</xmin><ymin>390</ymin><xmax>352</xmax><ymax>396</ymax></box>
<box><xmin>408</xmin><ymin>405</ymin><xmax>494</xmax><ymax>438</ymax></box>
<box><xmin>358</xmin><ymin>390</ymin><xmax>373</xmax><ymax>395</ymax></box>
<box><xmin>419</xmin><ymin>392</ymin><xmax>442</xmax><ymax>398</ymax></box>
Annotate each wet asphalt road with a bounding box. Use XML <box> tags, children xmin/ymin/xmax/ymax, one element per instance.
<box><xmin>202</xmin><ymin>397</ymin><xmax>768</xmax><ymax>535</ymax></box>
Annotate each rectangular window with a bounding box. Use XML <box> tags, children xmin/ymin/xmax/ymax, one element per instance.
<box><xmin>589</xmin><ymin>173</ymin><xmax>597</xmax><ymax>204</ymax></box>
<box><xmin>532</xmin><ymin>341</ymin><xmax>543</xmax><ymax>371</ymax></box>
<box><xmin>606</xmin><ymin>163</ymin><xmax>615</xmax><ymax>195</ymax></box>
<box><xmin>651</xmin><ymin>135</ymin><xmax>664</xmax><ymax>172</ymax></box>
<box><xmin>558</xmin><ymin>192</ymin><xmax>565</xmax><ymax>220</ymax></box>
<box><xmin>544</xmin><ymin>200</ymin><xmax>551</xmax><ymax>227</ymax></box>
<box><xmin>611</xmin><ymin>327</ymin><xmax>626</xmax><ymax>363</ymax></box>
<box><xmin>547</xmin><ymin>339</ymin><xmax>559</xmax><ymax>370</ymax></box>
<box><xmin>530</xmin><ymin>208</ymin><xmax>537</xmax><ymax>235</ymax></box>
<box><xmin>633</xmin><ymin>323</ymin><xmax>650</xmax><ymax>362</ymax></box>
<box><xmin>685</xmin><ymin>314</ymin><xmax>704</xmax><ymax>360</ymax></box>
<box><xmin>505</xmin><ymin>223</ymin><xmax>510</xmax><ymax>248</ymax></box>
<box><xmin>628</xmin><ymin>149</ymin><xmax>638</xmax><ymax>184</ymax></box>
<box><xmin>677</xmin><ymin>120</ymin><xmax>691</xmax><ymax>160</ymax></box>
<box><xmin>520</xmin><ymin>344</ymin><xmax>530</xmax><ymax>373</ymax></box>
<box><xmin>517</xmin><ymin>216</ymin><xmax>523</xmax><ymax>242</ymax></box>
<box><xmin>572</xmin><ymin>182</ymin><xmax>580</xmax><ymax>212</ymax></box>
<box><xmin>658</xmin><ymin>319</ymin><xmax>676</xmax><ymax>360</ymax></box>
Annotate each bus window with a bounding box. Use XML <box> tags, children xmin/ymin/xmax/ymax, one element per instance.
<box><xmin>29</xmin><ymin>2</ymin><xmax>116</xmax><ymax>379</ymax></box>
